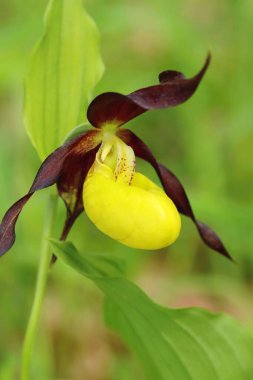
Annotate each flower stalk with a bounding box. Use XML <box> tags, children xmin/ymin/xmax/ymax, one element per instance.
<box><xmin>21</xmin><ymin>190</ymin><xmax>58</xmax><ymax>380</ymax></box>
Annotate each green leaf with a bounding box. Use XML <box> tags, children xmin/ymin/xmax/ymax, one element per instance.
<box><xmin>53</xmin><ymin>240</ymin><xmax>253</xmax><ymax>380</ymax></box>
<box><xmin>104</xmin><ymin>282</ymin><xmax>253</xmax><ymax>380</ymax></box>
<box><xmin>50</xmin><ymin>240</ymin><xmax>125</xmax><ymax>278</ymax></box>
<box><xmin>24</xmin><ymin>0</ymin><xmax>104</xmax><ymax>160</ymax></box>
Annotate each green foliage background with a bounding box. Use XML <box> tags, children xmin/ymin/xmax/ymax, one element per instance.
<box><xmin>0</xmin><ymin>0</ymin><xmax>252</xmax><ymax>378</ymax></box>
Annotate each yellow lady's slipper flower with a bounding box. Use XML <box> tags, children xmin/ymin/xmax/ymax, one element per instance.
<box><xmin>0</xmin><ymin>54</ymin><xmax>232</xmax><ymax>261</ymax></box>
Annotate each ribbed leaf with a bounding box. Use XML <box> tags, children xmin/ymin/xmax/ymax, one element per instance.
<box><xmin>104</xmin><ymin>282</ymin><xmax>252</xmax><ymax>380</ymax></box>
<box><xmin>50</xmin><ymin>240</ymin><xmax>125</xmax><ymax>278</ymax></box>
<box><xmin>52</xmin><ymin>240</ymin><xmax>253</xmax><ymax>380</ymax></box>
<box><xmin>24</xmin><ymin>0</ymin><xmax>104</xmax><ymax>159</ymax></box>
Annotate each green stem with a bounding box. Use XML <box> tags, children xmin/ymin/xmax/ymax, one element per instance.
<box><xmin>21</xmin><ymin>191</ymin><xmax>58</xmax><ymax>380</ymax></box>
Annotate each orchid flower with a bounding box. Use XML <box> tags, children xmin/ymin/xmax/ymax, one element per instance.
<box><xmin>0</xmin><ymin>54</ymin><xmax>232</xmax><ymax>260</ymax></box>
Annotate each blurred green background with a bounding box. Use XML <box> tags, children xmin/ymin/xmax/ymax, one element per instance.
<box><xmin>0</xmin><ymin>0</ymin><xmax>253</xmax><ymax>378</ymax></box>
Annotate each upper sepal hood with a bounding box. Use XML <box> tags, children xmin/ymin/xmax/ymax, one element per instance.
<box><xmin>0</xmin><ymin>130</ymin><xmax>101</xmax><ymax>256</ymax></box>
<box><xmin>87</xmin><ymin>54</ymin><xmax>211</xmax><ymax>128</ymax></box>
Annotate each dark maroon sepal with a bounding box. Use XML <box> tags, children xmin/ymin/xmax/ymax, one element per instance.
<box><xmin>57</xmin><ymin>145</ymin><xmax>100</xmax><ymax>241</ymax></box>
<box><xmin>87</xmin><ymin>92</ymin><xmax>145</xmax><ymax>128</ymax></box>
<box><xmin>51</xmin><ymin>145</ymin><xmax>100</xmax><ymax>263</ymax></box>
<box><xmin>129</xmin><ymin>53</ymin><xmax>210</xmax><ymax>109</ymax></box>
<box><xmin>118</xmin><ymin>128</ymin><xmax>232</xmax><ymax>261</ymax></box>
<box><xmin>87</xmin><ymin>54</ymin><xmax>210</xmax><ymax>128</ymax></box>
<box><xmin>0</xmin><ymin>130</ymin><xmax>100</xmax><ymax>257</ymax></box>
<box><xmin>158</xmin><ymin>70</ymin><xmax>185</xmax><ymax>83</ymax></box>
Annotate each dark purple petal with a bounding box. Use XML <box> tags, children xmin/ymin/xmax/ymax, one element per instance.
<box><xmin>157</xmin><ymin>164</ymin><xmax>232</xmax><ymax>261</ymax></box>
<box><xmin>156</xmin><ymin>163</ymin><xmax>194</xmax><ymax>217</ymax></box>
<box><xmin>87</xmin><ymin>54</ymin><xmax>210</xmax><ymax>128</ymax></box>
<box><xmin>195</xmin><ymin>221</ymin><xmax>231</xmax><ymax>261</ymax></box>
<box><xmin>0</xmin><ymin>130</ymin><xmax>100</xmax><ymax>257</ymax></box>
<box><xmin>0</xmin><ymin>194</ymin><xmax>32</xmax><ymax>256</ymax></box>
<box><xmin>118</xmin><ymin>128</ymin><xmax>232</xmax><ymax>261</ymax></box>
<box><xmin>129</xmin><ymin>53</ymin><xmax>211</xmax><ymax>109</ymax></box>
<box><xmin>30</xmin><ymin>130</ymin><xmax>99</xmax><ymax>193</ymax></box>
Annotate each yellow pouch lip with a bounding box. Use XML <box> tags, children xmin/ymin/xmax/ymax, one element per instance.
<box><xmin>83</xmin><ymin>134</ymin><xmax>181</xmax><ymax>250</ymax></box>
<box><xmin>83</xmin><ymin>166</ymin><xmax>181</xmax><ymax>250</ymax></box>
